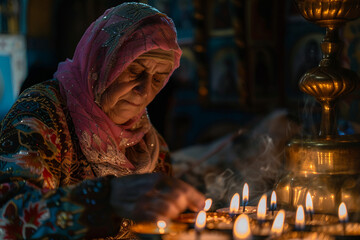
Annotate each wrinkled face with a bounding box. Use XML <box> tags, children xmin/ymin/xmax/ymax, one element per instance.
<box><xmin>99</xmin><ymin>57</ymin><xmax>173</xmax><ymax>125</ymax></box>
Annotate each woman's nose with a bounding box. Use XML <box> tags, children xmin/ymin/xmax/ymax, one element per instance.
<box><xmin>133</xmin><ymin>75</ymin><xmax>151</xmax><ymax>96</ymax></box>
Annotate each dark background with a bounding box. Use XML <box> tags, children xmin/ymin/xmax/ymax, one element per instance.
<box><xmin>3</xmin><ymin>0</ymin><xmax>360</xmax><ymax>150</ymax></box>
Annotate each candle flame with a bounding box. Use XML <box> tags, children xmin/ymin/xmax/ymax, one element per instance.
<box><xmin>295</xmin><ymin>205</ymin><xmax>305</xmax><ymax>230</ymax></box>
<box><xmin>233</xmin><ymin>214</ymin><xmax>252</xmax><ymax>240</ymax></box>
<box><xmin>271</xmin><ymin>209</ymin><xmax>285</xmax><ymax>236</ymax></box>
<box><xmin>270</xmin><ymin>191</ymin><xmax>277</xmax><ymax>209</ymax></box>
<box><xmin>257</xmin><ymin>194</ymin><xmax>267</xmax><ymax>221</ymax></box>
<box><xmin>242</xmin><ymin>183</ymin><xmax>249</xmax><ymax>204</ymax></box>
<box><xmin>204</xmin><ymin>198</ymin><xmax>212</xmax><ymax>211</ymax></box>
<box><xmin>338</xmin><ymin>202</ymin><xmax>349</xmax><ymax>223</ymax></box>
<box><xmin>195</xmin><ymin>210</ymin><xmax>206</xmax><ymax>231</ymax></box>
<box><xmin>157</xmin><ymin>220</ymin><xmax>166</xmax><ymax>234</ymax></box>
<box><xmin>230</xmin><ymin>193</ymin><xmax>240</xmax><ymax>214</ymax></box>
<box><xmin>305</xmin><ymin>192</ymin><xmax>313</xmax><ymax>213</ymax></box>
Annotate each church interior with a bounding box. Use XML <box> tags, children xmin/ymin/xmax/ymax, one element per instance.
<box><xmin>3</xmin><ymin>0</ymin><xmax>360</xmax><ymax>237</ymax></box>
<box><xmin>0</xmin><ymin>0</ymin><xmax>328</xmax><ymax>149</ymax></box>
<box><xmin>2</xmin><ymin>0</ymin><xmax>358</xmax><ymax>150</ymax></box>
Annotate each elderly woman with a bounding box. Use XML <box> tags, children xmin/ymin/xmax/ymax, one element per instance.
<box><xmin>0</xmin><ymin>3</ymin><xmax>204</xmax><ymax>239</ymax></box>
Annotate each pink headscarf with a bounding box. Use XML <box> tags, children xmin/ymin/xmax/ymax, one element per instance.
<box><xmin>54</xmin><ymin>3</ymin><xmax>182</xmax><ymax>176</ymax></box>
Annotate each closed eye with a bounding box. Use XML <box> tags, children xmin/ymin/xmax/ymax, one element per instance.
<box><xmin>129</xmin><ymin>71</ymin><xmax>145</xmax><ymax>81</ymax></box>
<box><xmin>153</xmin><ymin>77</ymin><xmax>162</xmax><ymax>83</ymax></box>
<box><xmin>128</xmin><ymin>63</ymin><xmax>145</xmax><ymax>76</ymax></box>
<box><xmin>153</xmin><ymin>74</ymin><xmax>167</xmax><ymax>85</ymax></box>
<box><xmin>154</xmin><ymin>72</ymin><xmax>169</xmax><ymax>80</ymax></box>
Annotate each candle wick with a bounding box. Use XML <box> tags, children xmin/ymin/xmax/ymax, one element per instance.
<box><xmin>295</xmin><ymin>223</ymin><xmax>305</xmax><ymax>232</ymax></box>
<box><xmin>310</xmin><ymin>212</ymin><xmax>313</xmax><ymax>222</ymax></box>
<box><xmin>259</xmin><ymin>219</ymin><xmax>265</xmax><ymax>229</ymax></box>
<box><xmin>342</xmin><ymin>222</ymin><xmax>346</xmax><ymax>236</ymax></box>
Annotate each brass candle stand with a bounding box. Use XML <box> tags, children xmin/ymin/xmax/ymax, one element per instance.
<box><xmin>276</xmin><ymin>0</ymin><xmax>360</xmax><ymax>215</ymax></box>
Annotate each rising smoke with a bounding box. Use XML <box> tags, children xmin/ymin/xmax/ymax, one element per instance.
<box><xmin>171</xmin><ymin>109</ymin><xmax>302</xmax><ymax>208</ymax></box>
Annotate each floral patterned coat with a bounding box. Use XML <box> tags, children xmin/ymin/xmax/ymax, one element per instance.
<box><xmin>0</xmin><ymin>79</ymin><xmax>171</xmax><ymax>239</ymax></box>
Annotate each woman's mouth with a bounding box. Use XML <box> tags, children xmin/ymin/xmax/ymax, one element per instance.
<box><xmin>125</xmin><ymin>100</ymin><xmax>141</xmax><ymax>107</ymax></box>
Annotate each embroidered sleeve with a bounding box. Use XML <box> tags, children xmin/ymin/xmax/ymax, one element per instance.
<box><xmin>0</xmin><ymin>174</ymin><xmax>118</xmax><ymax>239</ymax></box>
<box><xmin>153</xmin><ymin>131</ymin><xmax>172</xmax><ymax>176</ymax></box>
<box><xmin>0</xmin><ymin>81</ymin><xmax>120</xmax><ymax>239</ymax></box>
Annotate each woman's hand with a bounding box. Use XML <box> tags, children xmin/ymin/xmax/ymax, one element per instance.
<box><xmin>110</xmin><ymin>173</ymin><xmax>205</xmax><ymax>222</ymax></box>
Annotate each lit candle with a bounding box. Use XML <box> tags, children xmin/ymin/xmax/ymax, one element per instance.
<box><xmin>315</xmin><ymin>202</ymin><xmax>360</xmax><ymax>239</ymax></box>
<box><xmin>195</xmin><ymin>210</ymin><xmax>206</xmax><ymax>240</ymax></box>
<box><xmin>295</xmin><ymin>205</ymin><xmax>305</xmax><ymax>231</ymax></box>
<box><xmin>338</xmin><ymin>202</ymin><xmax>348</xmax><ymax>223</ymax></box>
<box><xmin>177</xmin><ymin>212</ymin><xmax>229</xmax><ymax>225</ymax></box>
<box><xmin>286</xmin><ymin>195</ymin><xmax>337</xmax><ymax>229</ymax></box>
<box><xmin>246</xmin><ymin>208</ymin><xmax>289</xmax><ymax>239</ymax></box>
<box><xmin>204</xmin><ymin>198</ymin><xmax>212</xmax><ymax>212</ymax></box>
<box><xmin>230</xmin><ymin>193</ymin><xmax>240</xmax><ymax>217</ymax></box>
<box><xmin>157</xmin><ymin>220</ymin><xmax>166</xmax><ymax>234</ymax></box>
<box><xmin>257</xmin><ymin>194</ymin><xmax>267</xmax><ymax>224</ymax></box>
<box><xmin>216</xmin><ymin>190</ymin><xmax>256</xmax><ymax>216</ymax></box>
<box><xmin>242</xmin><ymin>183</ymin><xmax>249</xmax><ymax>212</ymax></box>
<box><xmin>131</xmin><ymin>221</ymin><xmax>187</xmax><ymax>238</ymax></box>
<box><xmin>195</xmin><ymin>210</ymin><xmax>206</xmax><ymax>230</ymax></box>
<box><xmin>338</xmin><ymin>202</ymin><xmax>348</xmax><ymax>235</ymax></box>
<box><xmin>177</xmin><ymin>198</ymin><xmax>229</xmax><ymax>225</ymax></box>
<box><xmin>270</xmin><ymin>205</ymin><xmax>335</xmax><ymax>240</ymax></box>
<box><xmin>165</xmin><ymin>210</ymin><xmax>230</xmax><ymax>240</ymax></box>
<box><xmin>305</xmin><ymin>192</ymin><xmax>314</xmax><ymax>221</ymax></box>
<box><xmin>270</xmin><ymin>190</ymin><xmax>277</xmax><ymax>216</ymax></box>
<box><xmin>271</xmin><ymin>209</ymin><xmax>285</xmax><ymax>237</ymax></box>
<box><xmin>233</xmin><ymin>214</ymin><xmax>252</xmax><ymax>240</ymax></box>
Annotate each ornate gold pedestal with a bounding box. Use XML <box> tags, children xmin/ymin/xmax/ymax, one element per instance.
<box><xmin>276</xmin><ymin>0</ymin><xmax>360</xmax><ymax>215</ymax></box>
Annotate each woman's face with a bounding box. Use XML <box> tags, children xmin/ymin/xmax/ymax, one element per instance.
<box><xmin>99</xmin><ymin>57</ymin><xmax>173</xmax><ymax>125</ymax></box>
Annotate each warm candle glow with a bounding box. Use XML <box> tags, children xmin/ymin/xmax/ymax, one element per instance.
<box><xmin>257</xmin><ymin>194</ymin><xmax>267</xmax><ymax>221</ymax></box>
<box><xmin>305</xmin><ymin>192</ymin><xmax>313</xmax><ymax>213</ymax></box>
<box><xmin>295</xmin><ymin>205</ymin><xmax>305</xmax><ymax>230</ymax></box>
<box><xmin>242</xmin><ymin>183</ymin><xmax>249</xmax><ymax>204</ymax></box>
<box><xmin>271</xmin><ymin>209</ymin><xmax>285</xmax><ymax>236</ymax></box>
<box><xmin>338</xmin><ymin>202</ymin><xmax>349</xmax><ymax>223</ymax></box>
<box><xmin>270</xmin><ymin>191</ymin><xmax>277</xmax><ymax>210</ymax></box>
<box><xmin>230</xmin><ymin>193</ymin><xmax>240</xmax><ymax>214</ymax></box>
<box><xmin>157</xmin><ymin>220</ymin><xmax>166</xmax><ymax>234</ymax></box>
<box><xmin>233</xmin><ymin>214</ymin><xmax>252</xmax><ymax>240</ymax></box>
<box><xmin>195</xmin><ymin>210</ymin><xmax>206</xmax><ymax>231</ymax></box>
<box><xmin>204</xmin><ymin>198</ymin><xmax>212</xmax><ymax>211</ymax></box>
